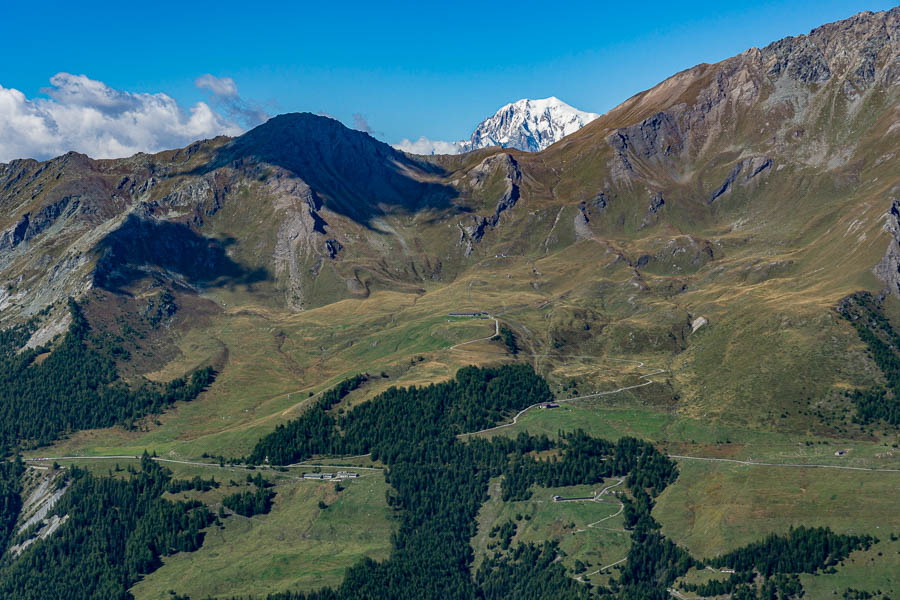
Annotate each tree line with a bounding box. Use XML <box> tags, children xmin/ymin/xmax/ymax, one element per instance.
<box><xmin>222</xmin><ymin>486</ymin><xmax>276</xmax><ymax>517</ymax></box>
<box><xmin>838</xmin><ymin>292</ymin><xmax>900</xmax><ymax>425</ymax></box>
<box><xmin>248</xmin><ymin>364</ymin><xmax>551</xmax><ymax>465</ymax></box>
<box><xmin>0</xmin><ymin>298</ymin><xmax>215</xmax><ymax>453</ymax></box>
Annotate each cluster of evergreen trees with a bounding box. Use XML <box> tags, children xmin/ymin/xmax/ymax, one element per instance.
<box><xmin>500</xmin><ymin>432</ymin><xmax>678</xmax><ymax>501</ymax></box>
<box><xmin>676</xmin><ymin>526</ymin><xmax>874</xmax><ymax>598</ymax></box>
<box><xmin>167</xmin><ymin>475</ymin><xmax>220</xmax><ymax>494</ymax></box>
<box><xmin>499</xmin><ymin>327</ymin><xmax>519</xmax><ymax>356</ymax></box>
<box><xmin>222</xmin><ymin>486</ymin><xmax>276</xmax><ymax>517</ymax></box>
<box><xmin>488</xmin><ymin>519</ymin><xmax>517</xmax><ymax>550</ymax></box>
<box><xmin>680</xmin><ymin>570</ymin><xmax>756</xmax><ymax>596</ymax></box>
<box><xmin>475</xmin><ymin>541</ymin><xmax>592</xmax><ymax>599</ymax></box>
<box><xmin>0</xmin><ymin>299</ymin><xmax>215</xmax><ymax>453</ymax></box>
<box><xmin>681</xmin><ymin>571</ymin><xmax>807</xmax><ymax>599</ymax></box>
<box><xmin>248</xmin><ymin>374</ymin><xmax>368</xmax><ymax>464</ymax></box>
<box><xmin>0</xmin><ymin>457</ymin><xmax>24</xmax><ymax>552</ymax></box>
<box><xmin>249</xmin><ymin>365</ymin><xmax>551</xmax><ymax>465</ymax></box>
<box><xmin>707</xmin><ymin>526</ymin><xmax>874</xmax><ymax>576</ymax></box>
<box><xmin>839</xmin><ymin>292</ymin><xmax>900</xmax><ymax>425</ymax></box>
<box><xmin>0</xmin><ymin>453</ymin><xmax>212</xmax><ymax>600</ymax></box>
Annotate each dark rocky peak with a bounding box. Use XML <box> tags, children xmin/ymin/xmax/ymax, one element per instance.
<box><xmin>205</xmin><ymin>112</ymin><xmax>457</xmax><ymax>224</ymax></box>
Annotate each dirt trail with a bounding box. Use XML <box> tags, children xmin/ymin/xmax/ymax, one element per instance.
<box><xmin>459</xmin><ymin>359</ymin><xmax>663</xmax><ymax>438</ymax></box>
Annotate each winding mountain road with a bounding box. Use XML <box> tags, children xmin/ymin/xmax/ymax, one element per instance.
<box><xmin>25</xmin><ymin>455</ymin><xmax>381</xmax><ymax>473</ymax></box>
<box><xmin>458</xmin><ymin>359</ymin><xmax>663</xmax><ymax>438</ymax></box>
<box><xmin>572</xmin><ymin>478</ymin><xmax>626</xmax><ymax>533</ymax></box>
<box><xmin>449</xmin><ymin>316</ymin><xmax>500</xmax><ymax>351</ymax></box>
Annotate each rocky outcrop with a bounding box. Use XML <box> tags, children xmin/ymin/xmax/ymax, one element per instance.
<box><xmin>592</xmin><ymin>192</ymin><xmax>610</xmax><ymax>212</ymax></box>
<box><xmin>874</xmin><ymin>196</ymin><xmax>900</xmax><ymax>297</ymax></box>
<box><xmin>324</xmin><ymin>239</ymin><xmax>343</xmax><ymax>259</ymax></box>
<box><xmin>0</xmin><ymin>195</ymin><xmax>77</xmax><ymax>253</ymax></box>
<box><xmin>458</xmin><ymin>154</ymin><xmax>521</xmax><ymax>255</ymax></box>
<box><xmin>574</xmin><ymin>203</ymin><xmax>592</xmax><ymax>240</ymax></box>
<box><xmin>634</xmin><ymin>236</ymin><xmax>717</xmax><ymax>274</ymax></box>
<box><xmin>648</xmin><ymin>193</ymin><xmax>665</xmax><ymax>213</ymax></box>
<box><xmin>602</xmin><ymin>8</ymin><xmax>899</xmax><ymax>184</ymax></box>
<box><xmin>608</xmin><ymin>112</ymin><xmax>685</xmax><ymax>161</ymax></box>
<box><xmin>691</xmin><ymin>316</ymin><xmax>709</xmax><ymax>333</ymax></box>
<box><xmin>269</xmin><ymin>170</ymin><xmax>331</xmax><ymax>310</ymax></box>
<box><xmin>708</xmin><ymin>157</ymin><xmax>772</xmax><ymax>203</ymax></box>
<box><xmin>761</xmin><ymin>9</ymin><xmax>900</xmax><ymax>88</ymax></box>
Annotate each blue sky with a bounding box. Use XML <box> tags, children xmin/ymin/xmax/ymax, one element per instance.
<box><xmin>0</xmin><ymin>0</ymin><xmax>894</xmax><ymax>159</ymax></box>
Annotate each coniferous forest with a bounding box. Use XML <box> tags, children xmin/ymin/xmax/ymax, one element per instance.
<box><xmin>0</xmin><ymin>299</ymin><xmax>215</xmax><ymax>453</ymax></box>
<box><xmin>0</xmin><ymin>457</ymin><xmax>24</xmax><ymax>553</ymax></box>
<box><xmin>219</xmin><ymin>365</ymin><xmax>872</xmax><ymax>600</ymax></box>
<box><xmin>838</xmin><ymin>292</ymin><xmax>900</xmax><ymax>426</ymax></box>
<box><xmin>0</xmin><ymin>358</ymin><xmax>880</xmax><ymax>599</ymax></box>
<box><xmin>0</xmin><ymin>454</ymin><xmax>213</xmax><ymax>600</ymax></box>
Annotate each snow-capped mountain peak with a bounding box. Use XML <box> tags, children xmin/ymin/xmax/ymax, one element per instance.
<box><xmin>463</xmin><ymin>97</ymin><xmax>599</xmax><ymax>153</ymax></box>
<box><xmin>394</xmin><ymin>97</ymin><xmax>599</xmax><ymax>155</ymax></box>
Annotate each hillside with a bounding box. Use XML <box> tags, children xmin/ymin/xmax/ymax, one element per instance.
<box><xmin>2</xmin><ymin>9</ymin><xmax>898</xmax><ymax>428</ymax></box>
<box><xmin>0</xmin><ymin>7</ymin><xmax>899</xmax><ymax>600</ymax></box>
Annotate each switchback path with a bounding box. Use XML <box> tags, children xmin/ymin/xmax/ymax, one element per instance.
<box><xmin>449</xmin><ymin>316</ymin><xmax>500</xmax><ymax>351</ymax></box>
<box><xmin>459</xmin><ymin>360</ymin><xmax>664</xmax><ymax>438</ymax></box>
<box><xmin>573</xmin><ymin>478</ymin><xmax>627</xmax><ymax>582</ymax></box>
<box><xmin>573</xmin><ymin>478</ymin><xmax>626</xmax><ymax>533</ymax></box>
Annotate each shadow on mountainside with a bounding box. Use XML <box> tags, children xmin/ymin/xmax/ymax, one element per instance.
<box><xmin>93</xmin><ymin>214</ymin><xmax>269</xmax><ymax>292</ymax></box>
<box><xmin>190</xmin><ymin>112</ymin><xmax>459</xmax><ymax>226</ymax></box>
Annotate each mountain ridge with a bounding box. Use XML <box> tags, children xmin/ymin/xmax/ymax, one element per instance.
<box><xmin>0</xmin><ymin>7</ymin><xmax>896</xmax><ymax>427</ymax></box>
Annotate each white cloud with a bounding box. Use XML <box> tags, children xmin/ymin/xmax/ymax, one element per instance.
<box><xmin>195</xmin><ymin>73</ymin><xmax>238</xmax><ymax>98</ymax></box>
<box><xmin>195</xmin><ymin>73</ymin><xmax>268</xmax><ymax>128</ymax></box>
<box><xmin>393</xmin><ymin>136</ymin><xmax>465</xmax><ymax>155</ymax></box>
<box><xmin>0</xmin><ymin>73</ymin><xmax>245</xmax><ymax>163</ymax></box>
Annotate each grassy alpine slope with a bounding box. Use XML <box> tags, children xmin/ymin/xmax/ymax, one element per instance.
<box><xmin>1</xmin><ymin>7</ymin><xmax>900</xmax><ymax>600</ymax></box>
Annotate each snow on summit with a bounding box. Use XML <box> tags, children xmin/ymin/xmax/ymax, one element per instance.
<box><xmin>395</xmin><ymin>97</ymin><xmax>599</xmax><ymax>155</ymax></box>
<box><xmin>465</xmin><ymin>97</ymin><xmax>599</xmax><ymax>152</ymax></box>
